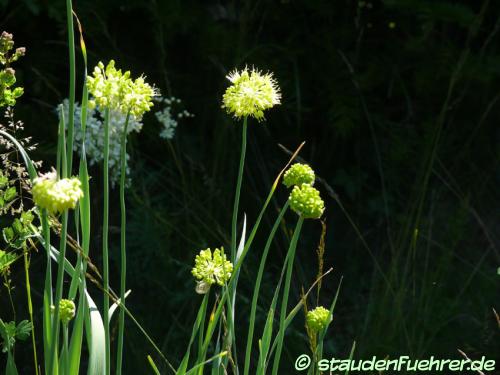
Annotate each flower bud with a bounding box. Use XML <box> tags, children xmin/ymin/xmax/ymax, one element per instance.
<box><xmin>306</xmin><ymin>306</ymin><xmax>331</xmax><ymax>332</ymax></box>
<box><xmin>289</xmin><ymin>184</ymin><xmax>325</xmax><ymax>219</ymax></box>
<box><xmin>283</xmin><ymin>163</ymin><xmax>315</xmax><ymax>188</ymax></box>
<box><xmin>59</xmin><ymin>299</ymin><xmax>76</xmax><ymax>325</ymax></box>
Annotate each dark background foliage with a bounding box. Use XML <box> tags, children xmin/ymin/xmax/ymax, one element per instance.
<box><xmin>1</xmin><ymin>0</ymin><xmax>499</xmax><ymax>373</ymax></box>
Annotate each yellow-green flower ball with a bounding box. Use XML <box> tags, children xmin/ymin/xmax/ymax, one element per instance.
<box><xmin>59</xmin><ymin>299</ymin><xmax>76</xmax><ymax>325</ymax></box>
<box><xmin>32</xmin><ymin>172</ymin><xmax>83</xmax><ymax>215</ymax></box>
<box><xmin>222</xmin><ymin>66</ymin><xmax>281</xmax><ymax>121</ymax></box>
<box><xmin>87</xmin><ymin>60</ymin><xmax>158</xmax><ymax>118</ymax></box>
<box><xmin>306</xmin><ymin>306</ymin><xmax>331</xmax><ymax>332</ymax></box>
<box><xmin>289</xmin><ymin>184</ymin><xmax>325</xmax><ymax>219</ymax></box>
<box><xmin>191</xmin><ymin>247</ymin><xmax>233</xmax><ymax>286</ymax></box>
<box><xmin>283</xmin><ymin>163</ymin><xmax>315</xmax><ymax>188</ymax></box>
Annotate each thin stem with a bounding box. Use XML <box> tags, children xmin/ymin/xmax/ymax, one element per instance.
<box><xmin>65</xmin><ymin>0</ymin><xmax>75</xmax><ymax>176</ymax></box>
<box><xmin>48</xmin><ymin>109</ymin><xmax>69</xmax><ymax>375</ymax></box>
<box><xmin>48</xmin><ymin>210</ymin><xmax>69</xmax><ymax>375</ymax></box>
<box><xmin>62</xmin><ymin>324</ymin><xmax>69</xmax><ymax>375</ymax></box>
<box><xmin>24</xmin><ymin>251</ymin><xmax>39</xmax><ymax>375</ymax></box>
<box><xmin>42</xmin><ymin>209</ymin><xmax>52</xmax><ymax>375</ymax></box>
<box><xmin>271</xmin><ymin>216</ymin><xmax>304</xmax><ymax>375</ymax></box>
<box><xmin>244</xmin><ymin>202</ymin><xmax>289</xmax><ymax>375</ymax></box>
<box><xmin>102</xmin><ymin>107</ymin><xmax>111</xmax><ymax>375</ymax></box>
<box><xmin>116</xmin><ymin>111</ymin><xmax>131</xmax><ymax>375</ymax></box>
<box><xmin>231</xmin><ymin>117</ymin><xmax>247</xmax><ymax>261</ymax></box>
<box><xmin>228</xmin><ymin>117</ymin><xmax>247</xmax><ymax>366</ymax></box>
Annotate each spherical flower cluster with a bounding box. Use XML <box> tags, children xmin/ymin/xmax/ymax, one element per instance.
<box><xmin>289</xmin><ymin>184</ymin><xmax>325</xmax><ymax>219</ymax></box>
<box><xmin>87</xmin><ymin>60</ymin><xmax>158</xmax><ymax>118</ymax></box>
<box><xmin>306</xmin><ymin>306</ymin><xmax>331</xmax><ymax>332</ymax></box>
<box><xmin>222</xmin><ymin>66</ymin><xmax>281</xmax><ymax>121</ymax></box>
<box><xmin>283</xmin><ymin>163</ymin><xmax>315</xmax><ymax>188</ymax></box>
<box><xmin>32</xmin><ymin>172</ymin><xmax>83</xmax><ymax>215</ymax></box>
<box><xmin>59</xmin><ymin>299</ymin><xmax>76</xmax><ymax>325</ymax></box>
<box><xmin>191</xmin><ymin>247</ymin><xmax>233</xmax><ymax>287</ymax></box>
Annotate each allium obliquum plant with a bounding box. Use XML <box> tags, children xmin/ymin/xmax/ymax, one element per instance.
<box><xmin>0</xmin><ymin>2</ymin><xmax>344</xmax><ymax>374</ymax></box>
<box><xmin>0</xmin><ymin>1</ymin><xmax>171</xmax><ymax>374</ymax></box>
<box><xmin>171</xmin><ymin>67</ymin><xmax>342</xmax><ymax>375</ymax></box>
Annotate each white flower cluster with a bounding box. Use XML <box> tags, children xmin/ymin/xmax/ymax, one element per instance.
<box><xmin>60</xmin><ymin>99</ymin><xmax>143</xmax><ymax>186</ymax></box>
<box><xmin>59</xmin><ymin>96</ymin><xmax>193</xmax><ymax>185</ymax></box>
<box><xmin>155</xmin><ymin>96</ymin><xmax>194</xmax><ymax>140</ymax></box>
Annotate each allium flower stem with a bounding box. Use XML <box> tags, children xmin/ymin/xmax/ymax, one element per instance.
<box><xmin>231</xmin><ymin>116</ymin><xmax>247</xmax><ymax>261</ymax></box>
<box><xmin>271</xmin><ymin>216</ymin><xmax>304</xmax><ymax>375</ymax></box>
<box><xmin>41</xmin><ymin>209</ymin><xmax>52</xmax><ymax>375</ymax></box>
<box><xmin>102</xmin><ymin>107</ymin><xmax>111</xmax><ymax>375</ymax></box>
<box><xmin>228</xmin><ymin>116</ymin><xmax>247</xmax><ymax>364</ymax></box>
<box><xmin>244</xmin><ymin>201</ymin><xmax>289</xmax><ymax>375</ymax></box>
<box><xmin>116</xmin><ymin>111</ymin><xmax>130</xmax><ymax>375</ymax></box>
<box><xmin>65</xmin><ymin>0</ymin><xmax>76</xmax><ymax>177</ymax></box>
<box><xmin>48</xmin><ymin>210</ymin><xmax>69</xmax><ymax>375</ymax></box>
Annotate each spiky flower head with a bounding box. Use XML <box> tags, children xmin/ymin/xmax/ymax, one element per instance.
<box><xmin>283</xmin><ymin>163</ymin><xmax>315</xmax><ymax>188</ymax></box>
<box><xmin>87</xmin><ymin>60</ymin><xmax>158</xmax><ymax>118</ymax></box>
<box><xmin>59</xmin><ymin>299</ymin><xmax>76</xmax><ymax>325</ymax></box>
<box><xmin>192</xmin><ymin>247</ymin><xmax>233</xmax><ymax>287</ymax></box>
<box><xmin>32</xmin><ymin>171</ymin><xmax>83</xmax><ymax>215</ymax></box>
<box><xmin>289</xmin><ymin>184</ymin><xmax>325</xmax><ymax>219</ymax></box>
<box><xmin>222</xmin><ymin>66</ymin><xmax>281</xmax><ymax>121</ymax></box>
<box><xmin>306</xmin><ymin>306</ymin><xmax>331</xmax><ymax>332</ymax></box>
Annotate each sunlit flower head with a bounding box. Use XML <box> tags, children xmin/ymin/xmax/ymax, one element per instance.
<box><xmin>87</xmin><ymin>60</ymin><xmax>158</xmax><ymax>118</ymax></box>
<box><xmin>191</xmin><ymin>247</ymin><xmax>233</xmax><ymax>287</ymax></box>
<box><xmin>32</xmin><ymin>171</ymin><xmax>83</xmax><ymax>215</ymax></box>
<box><xmin>59</xmin><ymin>299</ymin><xmax>76</xmax><ymax>324</ymax></box>
<box><xmin>289</xmin><ymin>184</ymin><xmax>325</xmax><ymax>219</ymax></box>
<box><xmin>222</xmin><ymin>66</ymin><xmax>281</xmax><ymax>121</ymax></box>
<box><xmin>283</xmin><ymin>163</ymin><xmax>315</xmax><ymax>188</ymax></box>
<box><xmin>306</xmin><ymin>306</ymin><xmax>331</xmax><ymax>332</ymax></box>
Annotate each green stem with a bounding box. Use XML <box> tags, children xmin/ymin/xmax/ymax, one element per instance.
<box><xmin>42</xmin><ymin>209</ymin><xmax>52</xmax><ymax>375</ymax></box>
<box><xmin>48</xmin><ymin>210</ymin><xmax>69</xmax><ymax>375</ymax></box>
<box><xmin>116</xmin><ymin>111</ymin><xmax>130</xmax><ymax>375</ymax></box>
<box><xmin>102</xmin><ymin>107</ymin><xmax>111</xmax><ymax>375</ymax></box>
<box><xmin>271</xmin><ymin>216</ymin><xmax>304</xmax><ymax>375</ymax></box>
<box><xmin>62</xmin><ymin>324</ymin><xmax>69</xmax><ymax>375</ymax></box>
<box><xmin>228</xmin><ymin>117</ymin><xmax>247</xmax><ymax>367</ymax></box>
<box><xmin>244</xmin><ymin>202</ymin><xmax>289</xmax><ymax>375</ymax></box>
<box><xmin>65</xmin><ymin>0</ymin><xmax>75</xmax><ymax>176</ymax></box>
<box><xmin>24</xmin><ymin>251</ymin><xmax>39</xmax><ymax>375</ymax></box>
<box><xmin>48</xmin><ymin>108</ymin><xmax>69</xmax><ymax>375</ymax></box>
<box><xmin>231</xmin><ymin>117</ymin><xmax>247</xmax><ymax>261</ymax></box>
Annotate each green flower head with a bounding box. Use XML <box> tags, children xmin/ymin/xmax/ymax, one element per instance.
<box><xmin>32</xmin><ymin>171</ymin><xmax>83</xmax><ymax>215</ymax></box>
<box><xmin>306</xmin><ymin>306</ymin><xmax>331</xmax><ymax>332</ymax></box>
<box><xmin>283</xmin><ymin>163</ymin><xmax>315</xmax><ymax>188</ymax></box>
<box><xmin>87</xmin><ymin>60</ymin><xmax>158</xmax><ymax>118</ymax></box>
<box><xmin>192</xmin><ymin>247</ymin><xmax>233</xmax><ymax>287</ymax></box>
<box><xmin>289</xmin><ymin>184</ymin><xmax>325</xmax><ymax>219</ymax></box>
<box><xmin>222</xmin><ymin>66</ymin><xmax>281</xmax><ymax>121</ymax></box>
<box><xmin>59</xmin><ymin>299</ymin><xmax>76</xmax><ymax>325</ymax></box>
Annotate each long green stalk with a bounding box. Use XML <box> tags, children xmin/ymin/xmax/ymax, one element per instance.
<box><xmin>116</xmin><ymin>111</ymin><xmax>131</xmax><ymax>375</ymax></box>
<box><xmin>231</xmin><ymin>117</ymin><xmax>247</xmax><ymax>261</ymax></box>
<box><xmin>243</xmin><ymin>202</ymin><xmax>289</xmax><ymax>375</ymax></box>
<box><xmin>24</xmin><ymin>251</ymin><xmax>39</xmax><ymax>375</ymax></box>
<box><xmin>271</xmin><ymin>216</ymin><xmax>304</xmax><ymax>375</ymax></box>
<box><xmin>48</xmin><ymin>107</ymin><xmax>69</xmax><ymax>375</ymax></box>
<box><xmin>227</xmin><ymin>116</ymin><xmax>247</xmax><ymax>371</ymax></box>
<box><xmin>48</xmin><ymin>210</ymin><xmax>69</xmax><ymax>375</ymax></box>
<box><xmin>41</xmin><ymin>209</ymin><xmax>52</xmax><ymax>375</ymax></box>
<box><xmin>102</xmin><ymin>107</ymin><xmax>111</xmax><ymax>375</ymax></box>
<box><xmin>65</xmin><ymin>0</ymin><xmax>75</xmax><ymax>176</ymax></box>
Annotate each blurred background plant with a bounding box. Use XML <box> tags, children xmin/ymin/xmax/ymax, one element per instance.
<box><xmin>0</xmin><ymin>0</ymin><xmax>499</xmax><ymax>373</ymax></box>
